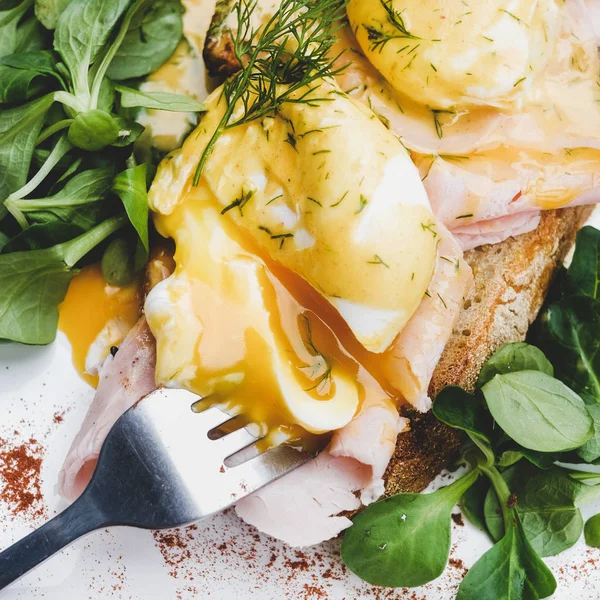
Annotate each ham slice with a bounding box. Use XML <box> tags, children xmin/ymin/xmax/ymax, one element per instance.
<box><xmin>421</xmin><ymin>155</ymin><xmax>600</xmax><ymax>250</ymax></box>
<box><xmin>381</xmin><ymin>225</ymin><xmax>473</xmax><ymax>410</ymax></box>
<box><xmin>332</xmin><ymin>28</ymin><xmax>502</xmax><ymax>157</ymax></box>
<box><xmin>567</xmin><ymin>0</ymin><xmax>600</xmax><ymax>44</ymax></box>
<box><xmin>452</xmin><ymin>212</ymin><xmax>542</xmax><ymax>251</ymax></box>
<box><xmin>58</xmin><ymin>317</ymin><xmax>157</xmax><ymax>501</ymax></box>
<box><xmin>235</xmin><ymin>396</ymin><xmax>408</xmax><ymax>547</ymax></box>
<box><xmin>333</xmin><ymin>11</ymin><xmax>600</xmax><ymax>157</ymax></box>
<box><xmin>332</xmin><ymin>13</ymin><xmax>600</xmax><ymax>249</ymax></box>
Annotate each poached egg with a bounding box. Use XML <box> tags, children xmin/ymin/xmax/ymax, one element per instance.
<box><xmin>145</xmin><ymin>77</ymin><xmax>439</xmax><ymax>442</ymax></box>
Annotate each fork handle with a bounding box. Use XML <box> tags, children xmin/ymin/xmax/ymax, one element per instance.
<box><xmin>0</xmin><ymin>490</ymin><xmax>108</xmax><ymax>591</ymax></box>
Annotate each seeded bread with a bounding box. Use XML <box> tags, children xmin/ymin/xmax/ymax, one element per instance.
<box><xmin>383</xmin><ymin>206</ymin><xmax>594</xmax><ymax>496</ymax></box>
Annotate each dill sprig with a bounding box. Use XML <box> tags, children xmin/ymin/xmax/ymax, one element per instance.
<box><xmin>193</xmin><ymin>0</ymin><xmax>348</xmax><ymax>185</ymax></box>
<box><xmin>300</xmin><ymin>315</ymin><xmax>332</xmax><ymax>393</ymax></box>
<box><xmin>221</xmin><ymin>188</ymin><xmax>256</xmax><ymax>216</ymax></box>
<box><xmin>367</xmin><ymin>254</ymin><xmax>390</xmax><ymax>268</ymax></box>
<box><xmin>433</xmin><ymin>110</ymin><xmax>444</xmax><ymax>139</ymax></box>
<box><xmin>365</xmin><ymin>0</ymin><xmax>419</xmax><ymax>53</ymax></box>
<box><xmin>431</xmin><ymin>109</ymin><xmax>456</xmax><ymax>139</ymax></box>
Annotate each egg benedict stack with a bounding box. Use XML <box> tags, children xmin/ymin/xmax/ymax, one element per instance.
<box><xmin>146</xmin><ymin>73</ymin><xmax>458</xmax><ymax>443</ymax></box>
<box><xmin>344</xmin><ymin>0</ymin><xmax>600</xmax><ymax>247</ymax></box>
<box><xmin>58</xmin><ymin>0</ymin><xmax>598</xmax><ymax>549</ymax></box>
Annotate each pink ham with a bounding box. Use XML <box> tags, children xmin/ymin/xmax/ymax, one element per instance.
<box><xmin>332</xmin><ymin>29</ymin><xmax>502</xmax><ymax>157</ymax></box>
<box><xmin>333</xmin><ymin>16</ymin><xmax>600</xmax><ymax>157</ymax></box>
<box><xmin>421</xmin><ymin>156</ymin><xmax>599</xmax><ymax>249</ymax></box>
<box><xmin>58</xmin><ymin>317</ymin><xmax>157</xmax><ymax>501</ymax></box>
<box><xmin>235</xmin><ymin>396</ymin><xmax>407</xmax><ymax>547</ymax></box>
<box><xmin>381</xmin><ymin>224</ymin><xmax>473</xmax><ymax>410</ymax></box>
<box><xmin>567</xmin><ymin>0</ymin><xmax>600</xmax><ymax>44</ymax></box>
<box><xmin>452</xmin><ymin>212</ymin><xmax>542</xmax><ymax>251</ymax></box>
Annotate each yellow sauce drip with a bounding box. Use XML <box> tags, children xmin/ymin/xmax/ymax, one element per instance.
<box><xmin>58</xmin><ymin>264</ymin><xmax>143</xmax><ymax>387</ymax></box>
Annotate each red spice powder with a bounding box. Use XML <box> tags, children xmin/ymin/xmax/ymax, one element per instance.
<box><xmin>451</xmin><ymin>512</ymin><xmax>464</xmax><ymax>526</ymax></box>
<box><xmin>0</xmin><ymin>437</ymin><xmax>46</xmax><ymax>519</ymax></box>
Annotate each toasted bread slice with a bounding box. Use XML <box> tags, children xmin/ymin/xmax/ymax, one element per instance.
<box><xmin>384</xmin><ymin>206</ymin><xmax>594</xmax><ymax>495</ymax></box>
<box><xmin>203</xmin><ymin>0</ymin><xmax>240</xmax><ymax>78</ymax></box>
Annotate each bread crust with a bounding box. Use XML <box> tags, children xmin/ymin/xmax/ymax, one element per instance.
<box><xmin>203</xmin><ymin>0</ymin><xmax>240</xmax><ymax>78</ymax></box>
<box><xmin>383</xmin><ymin>206</ymin><xmax>594</xmax><ymax>495</ymax></box>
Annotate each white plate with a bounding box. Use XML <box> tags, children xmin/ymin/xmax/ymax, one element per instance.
<box><xmin>2</xmin><ymin>209</ymin><xmax>600</xmax><ymax>600</ymax></box>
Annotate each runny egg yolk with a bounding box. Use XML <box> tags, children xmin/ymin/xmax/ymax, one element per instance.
<box><xmin>58</xmin><ymin>264</ymin><xmax>143</xmax><ymax>387</ymax></box>
<box><xmin>146</xmin><ymin>78</ymin><xmax>438</xmax><ymax>444</ymax></box>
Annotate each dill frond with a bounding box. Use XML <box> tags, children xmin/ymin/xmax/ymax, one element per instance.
<box><xmin>365</xmin><ymin>0</ymin><xmax>419</xmax><ymax>53</ymax></box>
<box><xmin>299</xmin><ymin>314</ymin><xmax>333</xmax><ymax>393</ymax></box>
<box><xmin>221</xmin><ymin>189</ymin><xmax>256</xmax><ymax>216</ymax></box>
<box><xmin>193</xmin><ymin>0</ymin><xmax>348</xmax><ymax>185</ymax></box>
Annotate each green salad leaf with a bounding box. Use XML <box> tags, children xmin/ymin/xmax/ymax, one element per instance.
<box><xmin>101</xmin><ymin>236</ymin><xmax>136</xmax><ymax>286</ymax></box>
<box><xmin>0</xmin><ymin>214</ymin><xmax>126</xmax><ymax>344</ymax></box>
<box><xmin>67</xmin><ymin>109</ymin><xmax>120</xmax><ymax>150</ymax></box>
<box><xmin>1</xmin><ymin>221</ymin><xmax>82</xmax><ymax>252</ymax></box>
<box><xmin>341</xmin><ymin>469</ymin><xmax>479</xmax><ymax>588</ymax></box>
<box><xmin>459</xmin><ymin>476</ymin><xmax>490</xmax><ymax>533</ymax></box>
<box><xmin>106</xmin><ymin>0</ymin><xmax>183</xmax><ymax>80</ymax></box>
<box><xmin>7</xmin><ymin>168</ymin><xmax>115</xmax><ymax>230</ymax></box>
<box><xmin>0</xmin><ymin>230</ymin><xmax>9</xmax><ymax>251</ymax></box>
<box><xmin>577</xmin><ymin>403</ymin><xmax>600</xmax><ymax>463</ymax></box>
<box><xmin>112</xmin><ymin>163</ymin><xmax>149</xmax><ymax>252</ymax></box>
<box><xmin>584</xmin><ymin>513</ymin><xmax>600</xmax><ymax>547</ymax></box>
<box><xmin>567</xmin><ymin>226</ymin><xmax>600</xmax><ymax>300</ymax></box>
<box><xmin>0</xmin><ymin>0</ymin><xmax>187</xmax><ymax>344</ymax></box>
<box><xmin>0</xmin><ymin>91</ymin><xmax>54</xmax><ymax>147</ymax></box>
<box><xmin>433</xmin><ymin>386</ymin><xmax>493</xmax><ymax>441</ymax></box>
<box><xmin>433</xmin><ymin>385</ymin><xmax>494</xmax><ymax>464</ymax></box>
<box><xmin>477</xmin><ymin>343</ymin><xmax>554</xmax><ymax>389</ymax></box>
<box><xmin>456</xmin><ymin>513</ymin><xmax>557</xmax><ymax>600</ymax></box>
<box><xmin>0</xmin><ymin>0</ymin><xmax>32</xmax><ymax>59</ymax></box>
<box><xmin>111</xmin><ymin>115</ymin><xmax>144</xmax><ymax>147</ymax></box>
<box><xmin>483</xmin><ymin>466</ymin><xmax>596</xmax><ymax>557</ymax></box>
<box><xmin>532</xmin><ymin>225</ymin><xmax>600</xmax><ymax>402</ymax></box>
<box><xmin>14</xmin><ymin>15</ymin><xmax>49</xmax><ymax>54</ymax></box>
<box><xmin>115</xmin><ymin>84</ymin><xmax>205</xmax><ymax>112</ymax></box>
<box><xmin>540</xmin><ymin>297</ymin><xmax>600</xmax><ymax>402</ymax></box>
<box><xmin>0</xmin><ymin>64</ymin><xmax>53</xmax><ymax>103</ymax></box>
<box><xmin>53</xmin><ymin>0</ymin><xmax>130</xmax><ymax>99</ymax></box>
<box><xmin>495</xmin><ymin>445</ymin><xmax>557</xmax><ymax>470</ymax></box>
<box><xmin>0</xmin><ymin>94</ymin><xmax>53</xmax><ymax>205</ymax></box>
<box><xmin>482</xmin><ymin>370</ymin><xmax>593</xmax><ymax>452</ymax></box>
<box><xmin>1</xmin><ymin>48</ymin><xmax>59</xmax><ymax>73</ymax></box>
<box><xmin>0</xmin><ymin>49</ymin><xmax>64</xmax><ymax>83</ymax></box>
<box><xmin>34</xmin><ymin>0</ymin><xmax>73</xmax><ymax>29</ymax></box>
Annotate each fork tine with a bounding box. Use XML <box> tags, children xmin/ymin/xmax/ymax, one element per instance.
<box><xmin>195</xmin><ymin>406</ymin><xmax>234</xmax><ymax>431</ymax></box>
<box><xmin>225</xmin><ymin>444</ymin><xmax>312</xmax><ymax>490</ymax></box>
<box><xmin>214</xmin><ymin>426</ymin><xmax>259</xmax><ymax>458</ymax></box>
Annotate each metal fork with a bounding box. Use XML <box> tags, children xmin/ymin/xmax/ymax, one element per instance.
<box><xmin>0</xmin><ymin>388</ymin><xmax>312</xmax><ymax>591</ymax></box>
